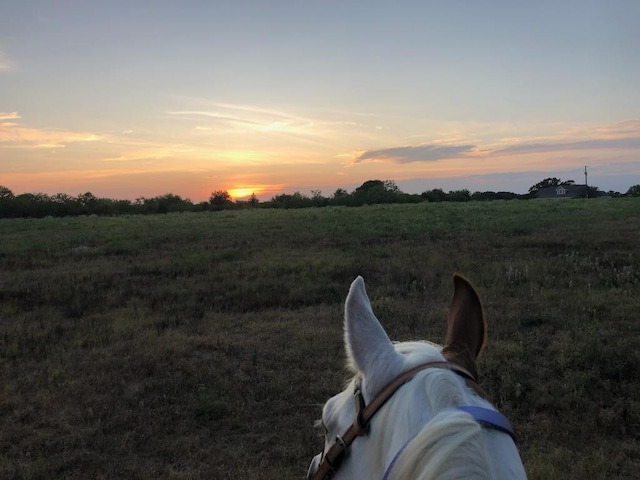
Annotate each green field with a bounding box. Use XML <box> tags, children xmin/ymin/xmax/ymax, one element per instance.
<box><xmin>1</xmin><ymin>199</ymin><xmax>639</xmax><ymax>479</ymax></box>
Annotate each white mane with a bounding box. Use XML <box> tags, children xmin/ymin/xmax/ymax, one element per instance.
<box><xmin>377</xmin><ymin>341</ymin><xmax>494</xmax><ymax>480</ymax></box>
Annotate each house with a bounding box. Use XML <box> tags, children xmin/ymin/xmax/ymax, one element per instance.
<box><xmin>536</xmin><ymin>184</ymin><xmax>587</xmax><ymax>199</ymax></box>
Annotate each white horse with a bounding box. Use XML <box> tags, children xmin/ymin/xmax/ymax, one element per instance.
<box><xmin>307</xmin><ymin>275</ymin><xmax>527</xmax><ymax>479</ymax></box>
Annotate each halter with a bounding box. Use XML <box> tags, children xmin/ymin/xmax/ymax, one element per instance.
<box><xmin>308</xmin><ymin>361</ymin><xmax>516</xmax><ymax>480</ymax></box>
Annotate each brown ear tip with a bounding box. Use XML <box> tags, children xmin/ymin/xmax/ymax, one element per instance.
<box><xmin>452</xmin><ymin>273</ymin><xmax>471</xmax><ymax>287</ymax></box>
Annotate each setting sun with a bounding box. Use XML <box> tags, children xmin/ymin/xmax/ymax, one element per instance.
<box><xmin>228</xmin><ymin>187</ymin><xmax>261</xmax><ymax>199</ymax></box>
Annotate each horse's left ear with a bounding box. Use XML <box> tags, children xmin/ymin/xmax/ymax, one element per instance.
<box><xmin>442</xmin><ymin>274</ymin><xmax>487</xmax><ymax>380</ymax></box>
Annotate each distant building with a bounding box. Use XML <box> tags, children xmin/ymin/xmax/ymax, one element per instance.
<box><xmin>535</xmin><ymin>184</ymin><xmax>608</xmax><ymax>199</ymax></box>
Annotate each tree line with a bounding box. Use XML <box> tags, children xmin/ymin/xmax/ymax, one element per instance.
<box><xmin>0</xmin><ymin>179</ymin><xmax>638</xmax><ymax>219</ymax></box>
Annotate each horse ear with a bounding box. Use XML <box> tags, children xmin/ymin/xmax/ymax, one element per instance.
<box><xmin>442</xmin><ymin>274</ymin><xmax>487</xmax><ymax>380</ymax></box>
<box><xmin>344</xmin><ymin>277</ymin><xmax>404</xmax><ymax>397</ymax></box>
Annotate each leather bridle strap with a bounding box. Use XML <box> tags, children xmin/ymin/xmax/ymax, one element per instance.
<box><xmin>310</xmin><ymin>361</ymin><xmax>485</xmax><ymax>480</ymax></box>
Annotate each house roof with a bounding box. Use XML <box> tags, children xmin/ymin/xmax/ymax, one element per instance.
<box><xmin>536</xmin><ymin>184</ymin><xmax>586</xmax><ymax>199</ymax></box>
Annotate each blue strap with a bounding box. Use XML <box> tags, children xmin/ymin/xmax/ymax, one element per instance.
<box><xmin>381</xmin><ymin>434</ymin><xmax>414</xmax><ymax>480</ymax></box>
<box><xmin>457</xmin><ymin>406</ymin><xmax>517</xmax><ymax>442</ymax></box>
<box><xmin>382</xmin><ymin>407</ymin><xmax>516</xmax><ymax>479</ymax></box>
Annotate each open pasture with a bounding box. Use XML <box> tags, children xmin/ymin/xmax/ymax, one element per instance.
<box><xmin>1</xmin><ymin>199</ymin><xmax>639</xmax><ymax>479</ymax></box>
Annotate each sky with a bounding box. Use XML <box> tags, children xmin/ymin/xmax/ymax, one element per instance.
<box><xmin>1</xmin><ymin>1</ymin><xmax>639</xmax><ymax>201</ymax></box>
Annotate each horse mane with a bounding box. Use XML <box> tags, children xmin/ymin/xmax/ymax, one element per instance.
<box><xmin>387</xmin><ymin>411</ymin><xmax>491</xmax><ymax>480</ymax></box>
<box><xmin>369</xmin><ymin>341</ymin><xmax>494</xmax><ymax>480</ymax></box>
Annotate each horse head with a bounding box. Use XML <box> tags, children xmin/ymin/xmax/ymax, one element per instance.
<box><xmin>307</xmin><ymin>275</ymin><xmax>526</xmax><ymax>479</ymax></box>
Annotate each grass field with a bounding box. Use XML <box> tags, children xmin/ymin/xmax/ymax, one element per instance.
<box><xmin>1</xmin><ymin>199</ymin><xmax>639</xmax><ymax>479</ymax></box>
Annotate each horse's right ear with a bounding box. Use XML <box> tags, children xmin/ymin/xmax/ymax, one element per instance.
<box><xmin>442</xmin><ymin>274</ymin><xmax>487</xmax><ymax>380</ymax></box>
<box><xmin>344</xmin><ymin>277</ymin><xmax>404</xmax><ymax>399</ymax></box>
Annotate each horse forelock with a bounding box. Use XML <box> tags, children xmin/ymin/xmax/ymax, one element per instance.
<box><xmin>382</xmin><ymin>342</ymin><xmax>524</xmax><ymax>479</ymax></box>
<box><xmin>375</xmin><ymin>366</ymin><xmax>493</xmax><ymax>479</ymax></box>
<box><xmin>386</xmin><ymin>410</ymin><xmax>492</xmax><ymax>480</ymax></box>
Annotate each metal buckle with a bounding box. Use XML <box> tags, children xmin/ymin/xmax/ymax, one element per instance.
<box><xmin>335</xmin><ymin>435</ymin><xmax>348</xmax><ymax>457</ymax></box>
<box><xmin>327</xmin><ymin>435</ymin><xmax>348</xmax><ymax>472</ymax></box>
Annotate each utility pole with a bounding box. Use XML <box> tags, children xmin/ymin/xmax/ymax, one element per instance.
<box><xmin>584</xmin><ymin>165</ymin><xmax>588</xmax><ymax>199</ymax></box>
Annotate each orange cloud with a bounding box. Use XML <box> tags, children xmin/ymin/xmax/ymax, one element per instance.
<box><xmin>0</xmin><ymin>112</ymin><xmax>20</xmax><ymax>121</ymax></box>
<box><xmin>102</xmin><ymin>145</ymin><xmax>196</xmax><ymax>162</ymax></box>
<box><xmin>0</xmin><ymin>113</ymin><xmax>103</xmax><ymax>148</ymax></box>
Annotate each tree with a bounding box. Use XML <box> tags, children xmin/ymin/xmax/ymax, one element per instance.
<box><xmin>528</xmin><ymin>177</ymin><xmax>577</xmax><ymax>196</ymax></box>
<box><xmin>447</xmin><ymin>189</ymin><xmax>471</xmax><ymax>202</ymax></box>
<box><xmin>625</xmin><ymin>184</ymin><xmax>640</xmax><ymax>197</ymax></box>
<box><xmin>581</xmin><ymin>185</ymin><xmax>601</xmax><ymax>199</ymax></box>
<box><xmin>383</xmin><ymin>180</ymin><xmax>400</xmax><ymax>193</ymax></box>
<box><xmin>268</xmin><ymin>192</ymin><xmax>312</xmax><ymax>209</ymax></box>
<box><xmin>528</xmin><ymin>177</ymin><xmax>561</xmax><ymax>195</ymax></box>
<box><xmin>209</xmin><ymin>190</ymin><xmax>232</xmax><ymax>210</ymax></box>
<box><xmin>0</xmin><ymin>186</ymin><xmax>15</xmax><ymax>217</ymax></box>
<box><xmin>472</xmin><ymin>191</ymin><xmax>519</xmax><ymax>201</ymax></box>
<box><xmin>49</xmin><ymin>193</ymin><xmax>79</xmax><ymax>216</ymax></box>
<box><xmin>0</xmin><ymin>186</ymin><xmax>14</xmax><ymax>200</ymax></box>
<box><xmin>310</xmin><ymin>190</ymin><xmax>328</xmax><ymax>207</ymax></box>
<box><xmin>156</xmin><ymin>193</ymin><xmax>192</xmax><ymax>213</ymax></box>
<box><xmin>13</xmin><ymin>193</ymin><xmax>51</xmax><ymax>218</ymax></box>
<box><xmin>352</xmin><ymin>179</ymin><xmax>402</xmax><ymax>205</ymax></box>
<box><xmin>248</xmin><ymin>193</ymin><xmax>259</xmax><ymax>207</ymax></box>
<box><xmin>330</xmin><ymin>188</ymin><xmax>350</xmax><ymax>206</ymax></box>
<box><xmin>421</xmin><ymin>188</ymin><xmax>447</xmax><ymax>202</ymax></box>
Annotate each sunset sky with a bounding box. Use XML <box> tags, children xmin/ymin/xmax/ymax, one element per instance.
<box><xmin>1</xmin><ymin>1</ymin><xmax>639</xmax><ymax>201</ymax></box>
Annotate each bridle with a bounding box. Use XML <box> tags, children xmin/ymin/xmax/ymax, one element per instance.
<box><xmin>307</xmin><ymin>360</ymin><xmax>516</xmax><ymax>480</ymax></box>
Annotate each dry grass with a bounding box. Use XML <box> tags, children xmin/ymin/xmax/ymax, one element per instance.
<box><xmin>1</xmin><ymin>199</ymin><xmax>639</xmax><ymax>478</ymax></box>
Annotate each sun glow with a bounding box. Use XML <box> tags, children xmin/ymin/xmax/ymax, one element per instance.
<box><xmin>228</xmin><ymin>187</ymin><xmax>262</xmax><ymax>199</ymax></box>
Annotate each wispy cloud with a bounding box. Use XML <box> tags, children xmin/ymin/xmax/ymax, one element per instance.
<box><xmin>602</xmin><ymin>119</ymin><xmax>640</xmax><ymax>137</ymax></box>
<box><xmin>491</xmin><ymin>119</ymin><xmax>640</xmax><ymax>156</ymax></box>
<box><xmin>170</xmin><ymin>110</ymin><xmax>262</xmax><ymax>127</ymax></box>
<box><xmin>559</xmin><ymin>119</ymin><xmax>640</xmax><ymax>141</ymax></box>
<box><xmin>354</xmin><ymin>143</ymin><xmax>477</xmax><ymax>164</ymax></box>
<box><xmin>349</xmin><ymin>119</ymin><xmax>640</xmax><ymax>165</ymax></box>
<box><xmin>0</xmin><ymin>50</ymin><xmax>15</xmax><ymax>72</ymax></box>
<box><xmin>168</xmin><ymin>102</ymin><xmax>316</xmax><ymax>135</ymax></box>
<box><xmin>493</xmin><ymin>137</ymin><xmax>640</xmax><ymax>155</ymax></box>
<box><xmin>0</xmin><ymin>113</ymin><xmax>103</xmax><ymax>148</ymax></box>
<box><xmin>100</xmin><ymin>139</ymin><xmax>276</xmax><ymax>167</ymax></box>
<box><xmin>0</xmin><ymin>112</ymin><xmax>20</xmax><ymax>121</ymax></box>
<box><xmin>102</xmin><ymin>145</ymin><xmax>195</xmax><ymax>162</ymax></box>
<box><xmin>167</xmin><ymin>100</ymin><xmax>378</xmax><ymax>148</ymax></box>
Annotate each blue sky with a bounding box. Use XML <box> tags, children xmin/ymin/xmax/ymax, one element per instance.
<box><xmin>1</xmin><ymin>1</ymin><xmax>639</xmax><ymax>200</ymax></box>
